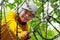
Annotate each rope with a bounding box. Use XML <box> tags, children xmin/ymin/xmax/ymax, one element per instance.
<box><xmin>37</xmin><ymin>30</ymin><xmax>53</xmax><ymax>40</ymax></box>
<box><xmin>3</xmin><ymin>0</ymin><xmax>15</xmax><ymax>40</ymax></box>
<box><xmin>48</xmin><ymin>4</ymin><xmax>60</xmax><ymax>16</ymax></box>
<box><xmin>16</xmin><ymin>0</ymin><xmax>19</xmax><ymax>40</ymax></box>
<box><xmin>0</xmin><ymin>0</ymin><xmax>5</xmax><ymax>6</ymax></box>
<box><xmin>48</xmin><ymin>20</ymin><xmax>60</xmax><ymax>33</ymax></box>
<box><xmin>42</xmin><ymin>0</ymin><xmax>45</xmax><ymax>22</ymax></box>
<box><xmin>51</xmin><ymin>16</ymin><xmax>60</xmax><ymax>24</ymax></box>
<box><xmin>37</xmin><ymin>31</ymin><xmax>46</xmax><ymax>40</ymax></box>
<box><xmin>29</xmin><ymin>21</ymin><xmax>42</xmax><ymax>33</ymax></box>
<box><xmin>33</xmin><ymin>32</ymin><xmax>38</xmax><ymax>40</ymax></box>
<box><xmin>45</xmin><ymin>0</ymin><xmax>49</xmax><ymax>38</ymax></box>
<box><xmin>29</xmin><ymin>21</ymin><xmax>46</xmax><ymax>39</ymax></box>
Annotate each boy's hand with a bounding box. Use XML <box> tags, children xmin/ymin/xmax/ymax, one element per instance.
<box><xmin>20</xmin><ymin>31</ymin><xmax>30</xmax><ymax>40</ymax></box>
<box><xmin>26</xmin><ymin>33</ymin><xmax>31</xmax><ymax>39</ymax></box>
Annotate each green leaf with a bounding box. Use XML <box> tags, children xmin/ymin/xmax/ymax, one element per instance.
<box><xmin>47</xmin><ymin>30</ymin><xmax>55</xmax><ymax>38</ymax></box>
<box><xmin>30</xmin><ymin>33</ymin><xmax>36</xmax><ymax>40</ymax></box>
<box><xmin>36</xmin><ymin>7</ymin><xmax>42</xmax><ymax>17</ymax></box>
<box><xmin>7</xmin><ymin>4</ymin><xmax>14</xmax><ymax>9</ymax></box>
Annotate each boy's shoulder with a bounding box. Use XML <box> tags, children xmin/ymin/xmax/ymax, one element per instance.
<box><xmin>6</xmin><ymin>11</ymin><xmax>16</xmax><ymax>15</ymax></box>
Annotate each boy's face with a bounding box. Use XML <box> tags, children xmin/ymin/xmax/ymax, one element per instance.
<box><xmin>18</xmin><ymin>9</ymin><xmax>33</xmax><ymax>22</ymax></box>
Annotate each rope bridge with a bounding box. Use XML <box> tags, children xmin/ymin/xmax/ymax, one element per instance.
<box><xmin>0</xmin><ymin>0</ymin><xmax>60</xmax><ymax>40</ymax></box>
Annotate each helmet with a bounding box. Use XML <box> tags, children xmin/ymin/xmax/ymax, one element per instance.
<box><xmin>18</xmin><ymin>2</ymin><xmax>38</xmax><ymax>15</ymax></box>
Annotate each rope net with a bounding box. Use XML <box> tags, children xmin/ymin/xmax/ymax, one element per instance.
<box><xmin>0</xmin><ymin>0</ymin><xmax>60</xmax><ymax>40</ymax></box>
